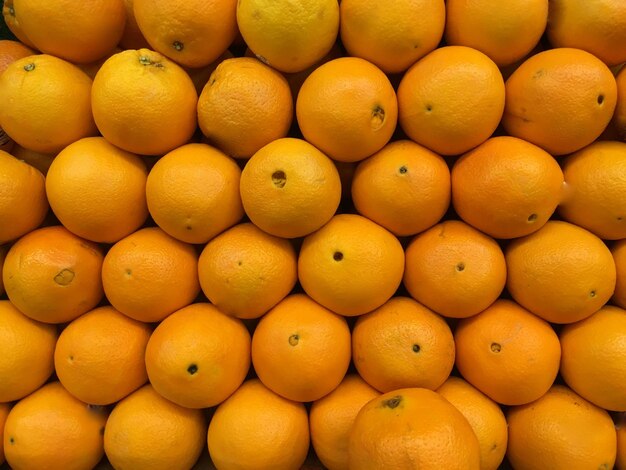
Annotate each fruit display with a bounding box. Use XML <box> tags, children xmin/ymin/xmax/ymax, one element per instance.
<box><xmin>1</xmin><ymin>0</ymin><xmax>626</xmax><ymax>469</ymax></box>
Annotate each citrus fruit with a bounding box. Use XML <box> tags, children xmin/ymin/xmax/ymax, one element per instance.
<box><xmin>612</xmin><ymin>239</ymin><xmax>626</xmax><ymax>308</ymax></box>
<box><xmin>0</xmin><ymin>403</ymin><xmax>9</xmax><ymax>465</ymax></box>
<box><xmin>2</xmin><ymin>0</ymin><xmax>36</xmax><ymax>48</ymax></box>
<box><xmin>0</xmin><ymin>39</ymin><xmax>35</xmax><ymax>75</ymax></box>
<box><xmin>618</xmin><ymin>414</ymin><xmax>626</xmax><ymax>470</ymax></box>
<box><xmin>615</xmin><ymin>66</ymin><xmax>626</xmax><ymax>140</ymax></box>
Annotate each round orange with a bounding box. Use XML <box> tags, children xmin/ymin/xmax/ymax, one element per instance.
<box><xmin>251</xmin><ymin>294</ymin><xmax>351</xmax><ymax>402</ymax></box>
<box><xmin>352</xmin><ymin>296</ymin><xmax>455</xmax><ymax>392</ymax></box>
<box><xmin>0</xmin><ymin>403</ymin><xmax>9</xmax><ymax>465</ymax></box>
<box><xmin>296</xmin><ymin>57</ymin><xmax>398</xmax><ymax>162</ymax></box>
<box><xmin>454</xmin><ymin>299</ymin><xmax>561</xmax><ymax>406</ymax></box>
<box><xmin>615</xmin><ymin>66</ymin><xmax>626</xmax><ymax>140</ymax></box>
<box><xmin>3</xmin><ymin>226</ymin><xmax>104</xmax><ymax>324</ymax></box>
<box><xmin>403</xmin><ymin>220</ymin><xmax>507</xmax><ymax>319</ymax></box>
<box><xmin>91</xmin><ymin>49</ymin><xmax>197</xmax><ymax>156</ymax></box>
<box><xmin>54</xmin><ymin>306</ymin><xmax>151</xmax><ymax>406</ymax></box>
<box><xmin>146</xmin><ymin>143</ymin><xmax>243</xmax><ymax>244</ymax></box>
<box><xmin>2</xmin><ymin>0</ymin><xmax>36</xmax><ymax>48</ymax></box>
<box><xmin>397</xmin><ymin>45</ymin><xmax>505</xmax><ymax>156</ymax></box>
<box><xmin>351</xmin><ymin>140</ymin><xmax>451</xmax><ymax>236</ymax></box>
<box><xmin>505</xmin><ymin>220</ymin><xmax>616</xmax><ymax>324</ymax></box>
<box><xmin>0</xmin><ymin>300</ymin><xmax>57</xmax><ymax>403</ymax></box>
<box><xmin>452</xmin><ymin>136</ymin><xmax>565</xmax><ymax>239</ymax></box>
<box><xmin>618</xmin><ymin>414</ymin><xmax>626</xmax><ymax>470</ymax></box>
<box><xmin>208</xmin><ymin>379</ymin><xmax>310</xmax><ymax>469</ymax></box>
<box><xmin>0</xmin><ymin>39</ymin><xmax>35</xmax><ymax>75</ymax></box>
<box><xmin>101</xmin><ymin>227</ymin><xmax>200</xmax><ymax>323</ymax></box>
<box><xmin>612</xmin><ymin>239</ymin><xmax>626</xmax><ymax>308</ymax></box>
<box><xmin>298</xmin><ymin>214</ymin><xmax>405</xmax><ymax>316</ymax></box>
<box><xmin>198</xmin><ymin>223</ymin><xmax>297</xmax><ymax>319</ymax></box>
<box><xmin>239</xmin><ymin>137</ymin><xmax>341</xmax><ymax>238</ymax></box>
<box><xmin>502</xmin><ymin>47</ymin><xmax>617</xmax><ymax>155</ymax></box>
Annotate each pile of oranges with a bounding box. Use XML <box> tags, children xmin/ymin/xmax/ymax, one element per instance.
<box><xmin>1</xmin><ymin>0</ymin><xmax>626</xmax><ymax>468</ymax></box>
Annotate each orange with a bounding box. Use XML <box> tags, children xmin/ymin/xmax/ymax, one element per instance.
<box><xmin>54</xmin><ymin>306</ymin><xmax>151</xmax><ymax>406</ymax></box>
<box><xmin>146</xmin><ymin>143</ymin><xmax>243</xmax><ymax>244</ymax></box>
<box><xmin>9</xmin><ymin>144</ymin><xmax>55</xmax><ymax>175</ymax></box>
<box><xmin>46</xmin><ymin>137</ymin><xmax>149</xmax><ymax>243</ymax></box>
<box><xmin>505</xmin><ymin>220</ymin><xmax>616</xmax><ymax>324</ymax></box>
<box><xmin>397</xmin><ymin>46</ymin><xmax>505</xmax><ymax>156</ymax></box>
<box><xmin>339</xmin><ymin>0</ymin><xmax>445</xmax><ymax>74</ymax></box>
<box><xmin>133</xmin><ymin>0</ymin><xmax>237</xmax><ymax>68</ymax></box>
<box><xmin>0</xmin><ymin>403</ymin><xmax>9</xmax><ymax>465</ymax></box>
<box><xmin>615</xmin><ymin>66</ymin><xmax>626</xmax><ymax>140</ymax></box>
<box><xmin>618</xmin><ymin>414</ymin><xmax>626</xmax><ymax>470</ymax></box>
<box><xmin>348</xmin><ymin>388</ymin><xmax>480</xmax><ymax>469</ymax></box>
<box><xmin>502</xmin><ymin>48</ymin><xmax>617</xmax><ymax>155</ymax></box>
<box><xmin>547</xmin><ymin>0</ymin><xmax>626</xmax><ymax>66</ymax></box>
<box><xmin>0</xmin><ymin>54</ymin><xmax>97</xmax><ymax>153</ymax></box>
<box><xmin>119</xmin><ymin>0</ymin><xmax>149</xmax><ymax>50</ymax></box>
<box><xmin>612</xmin><ymin>239</ymin><xmax>626</xmax><ymax>308</ymax></box>
<box><xmin>0</xmin><ymin>149</ymin><xmax>48</xmax><ymax>244</ymax></box>
<box><xmin>352</xmin><ymin>297</ymin><xmax>455</xmax><ymax>392</ymax></box>
<box><xmin>198</xmin><ymin>223</ymin><xmax>297</xmax><ymax>319</ymax></box>
<box><xmin>560</xmin><ymin>305</ymin><xmax>626</xmax><ymax>411</ymax></box>
<box><xmin>11</xmin><ymin>0</ymin><xmax>125</xmax><ymax>63</ymax></box>
<box><xmin>3</xmin><ymin>226</ymin><xmax>104</xmax><ymax>324</ymax></box>
<box><xmin>197</xmin><ymin>57</ymin><xmax>293</xmax><ymax>159</ymax></box>
<box><xmin>437</xmin><ymin>377</ymin><xmax>508</xmax><ymax>470</ymax></box>
<box><xmin>351</xmin><ymin>140</ymin><xmax>450</xmax><ymax>237</ymax></box>
<box><xmin>506</xmin><ymin>385</ymin><xmax>617</xmax><ymax>470</ymax></box>
<box><xmin>0</xmin><ymin>39</ymin><xmax>35</xmax><ymax>75</ymax></box>
<box><xmin>208</xmin><ymin>379</ymin><xmax>310</xmax><ymax>470</ymax></box>
<box><xmin>2</xmin><ymin>0</ymin><xmax>36</xmax><ymax>48</ymax></box>
<box><xmin>445</xmin><ymin>0</ymin><xmax>548</xmax><ymax>66</ymax></box>
<box><xmin>403</xmin><ymin>220</ymin><xmax>507</xmax><ymax>319</ymax></box>
<box><xmin>454</xmin><ymin>299</ymin><xmax>561</xmax><ymax>406</ymax></box>
<box><xmin>91</xmin><ymin>49</ymin><xmax>197</xmax><ymax>156</ymax></box>
<box><xmin>559</xmin><ymin>140</ymin><xmax>626</xmax><ymax>240</ymax></box>
<box><xmin>452</xmin><ymin>136</ymin><xmax>565</xmax><ymax>239</ymax></box>
<box><xmin>236</xmin><ymin>0</ymin><xmax>339</xmax><ymax>73</ymax></box>
<box><xmin>4</xmin><ymin>381</ymin><xmax>108</xmax><ymax>470</ymax></box>
<box><xmin>145</xmin><ymin>302</ymin><xmax>251</xmax><ymax>409</ymax></box>
<box><xmin>0</xmin><ymin>300</ymin><xmax>57</xmax><ymax>403</ymax></box>
<box><xmin>104</xmin><ymin>384</ymin><xmax>206</xmax><ymax>470</ymax></box>
<box><xmin>239</xmin><ymin>137</ymin><xmax>341</xmax><ymax>238</ymax></box>
<box><xmin>296</xmin><ymin>57</ymin><xmax>398</xmax><ymax>162</ymax></box>
<box><xmin>309</xmin><ymin>374</ymin><xmax>380</xmax><ymax>470</ymax></box>
<box><xmin>251</xmin><ymin>294</ymin><xmax>351</xmax><ymax>402</ymax></box>
<box><xmin>101</xmin><ymin>227</ymin><xmax>200</xmax><ymax>323</ymax></box>
<box><xmin>298</xmin><ymin>214</ymin><xmax>405</xmax><ymax>316</ymax></box>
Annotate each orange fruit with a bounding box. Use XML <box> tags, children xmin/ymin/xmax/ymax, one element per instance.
<box><xmin>3</xmin><ymin>226</ymin><xmax>104</xmax><ymax>324</ymax></box>
<box><xmin>615</xmin><ymin>66</ymin><xmax>626</xmax><ymax>140</ymax></box>
<box><xmin>398</xmin><ymin>46</ymin><xmax>505</xmax><ymax>156</ymax></box>
<box><xmin>0</xmin><ymin>403</ymin><xmax>9</xmax><ymax>465</ymax></box>
<box><xmin>506</xmin><ymin>385</ymin><xmax>617</xmax><ymax>470</ymax></box>
<box><xmin>445</xmin><ymin>0</ymin><xmax>548</xmax><ymax>66</ymax></box>
<box><xmin>3</xmin><ymin>381</ymin><xmax>108</xmax><ymax>470</ymax></box>
<box><xmin>298</xmin><ymin>214</ymin><xmax>405</xmax><ymax>316</ymax></box>
<box><xmin>0</xmin><ymin>39</ymin><xmax>35</xmax><ymax>75</ymax></box>
<box><xmin>119</xmin><ymin>0</ymin><xmax>149</xmax><ymax>50</ymax></box>
<box><xmin>133</xmin><ymin>0</ymin><xmax>237</xmax><ymax>68</ymax></box>
<box><xmin>0</xmin><ymin>54</ymin><xmax>97</xmax><ymax>153</ymax></box>
<box><xmin>101</xmin><ymin>227</ymin><xmax>200</xmax><ymax>323</ymax></box>
<box><xmin>91</xmin><ymin>49</ymin><xmax>197</xmax><ymax>156</ymax></box>
<box><xmin>348</xmin><ymin>388</ymin><xmax>480</xmax><ymax>469</ymax></box>
<box><xmin>352</xmin><ymin>297</ymin><xmax>455</xmax><ymax>392</ymax></box>
<box><xmin>0</xmin><ymin>300</ymin><xmax>57</xmax><ymax>403</ymax></box>
<box><xmin>104</xmin><ymin>384</ymin><xmax>206</xmax><ymax>470</ymax></box>
<box><xmin>198</xmin><ymin>223</ymin><xmax>297</xmax><ymax>319</ymax></box>
<box><xmin>0</xmin><ymin>149</ymin><xmax>48</xmax><ymax>244</ymax></box>
<box><xmin>236</xmin><ymin>0</ymin><xmax>339</xmax><ymax>73</ymax></box>
<box><xmin>437</xmin><ymin>376</ymin><xmax>508</xmax><ymax>470</ymax></box>
<box><xmin>403</xmin><ymin>220</ymin><xmax>507</xmax><ymax>319</ymax></box>
<box><xmin>559</xmin><ymin>140</ymin><xmax>626</xmax><ymax>240</ymax></box>
<box><xmin>145</xmin><ymin>303</ymin><xmax>251</xmax><ymax>409</ymax></box>
<box><xmin>618</xmin><ymin>414</ymin><xmax>626</xmax><ymax>470</ymax></box>
<box><xmin>547</xmin><ymin>0</ymin><xmax>626</xmax><ymax>66</ymax></box>
<box><xmin>207</xmin><ymin>379</ymin><xmax>310</xmax><ymax>470</ymax></box>
<box><xmin>505</xmin><ymin>220</ymin><xmax>616</xmax><ymax>324</ymax></box>
<box><xmin>502</xmin><ymin>47</ymin><xmax>617</xmax><ymax>155</ymax></box>
<box><xmin>296</xmin><ymin>57</ymin><xmax>398</xmax><ymax>162</ymax></box>
<box><xmin>251</xmin><ymin>293</ymin><xmax>351</xmax><ymax>402</ymax></box>
<box><xmin>452</xmin><ymin>136</ymin><xmax>565</xmax><ymax>239</ymax></box>
<box><xmin>11</xmin><ymin>0</ymin><xmax>125</xmax><ymax>63</ymax></box>
<box><xmin>309</xmin><ymin>374</ymin><xmax>381</xmax><ymax>470</ymax></box>
<box><xmin>54</xmin><ymin>306</ymin><xmax>151</xmax><ymax>406</ymax></box>
<box><xmin>45</xmin><ymin>137</ymin><xmax>149</xmax><ymax>244</ymax></box>
<box><xmin>339</xmin><ymin>0</ymin><xmax>445</xmax><ymax>74</ymax></box>
<box><xmin>146</xmin><ymin>143</ymin><xmax>243</xmax><ymax>244</ymax></box>
<box><xmin>239</xmin><ymin>137</ymin><xmax>341</xmax><ymax>238</ymax></box>
<box><xmin>612</xmin><ymin>239</ymin><xmax>626</xmax><ymax>308</ymax></box>
<box><xmin>197</xmin><ymin>57</ymin><xmax>293</xmax><ymax>159</ymax></box>
<box><xmin>2</xmin><ymin>0</ymin><xmax>36</xmax><ymax>48</ymax></box>
<box><xmin>560</xmin><ymin>305</ymin><xmax>626</xmax><ymax>411</ymax></box>
<box><xmin>351</xmin><ymin>140</ymin><xmax>450</xmax><ymax>237</ymax></box>
<box><xmin>454</xmin><ymin>299</ymin><xmax>561</xmax><ymax>406</ymax></box>
<box><xmin>9</xmin><ymin>144</ymin><xmax>55</xmax><ymax>175</ymax></box>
